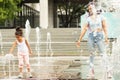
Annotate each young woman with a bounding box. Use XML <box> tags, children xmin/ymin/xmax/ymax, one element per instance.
<box><xmin>76</xmin><ymin>2</ymin><xmax>111</xmax><ymax>79</ymax></box>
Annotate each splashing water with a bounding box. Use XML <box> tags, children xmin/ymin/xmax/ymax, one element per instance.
<box><xmin>46</xmin><ymin>32</ymin><xmax>53</xmax><ymax>57</ymax></box>
<box><xmin>4</xmin><ymin>54</ymin><xmax>15</xmax><ymax>79</ymax></box>
<box><xmin>111</xmin><ymin>37</ymin><xmax>120</xmax><ymax>80</ymax></box>
<box><xmin>0</xmin><ymin>31</ymin><xmax>3</xmax><ymax>55</ymax></box>
<box><xmin>35</xmin><ymin>27</ymin><xmax>41</xmax><ymax>64</ymax></box>
<box><xmin>25</xmin><ymin>19</ymin><xmax>31</xmax><ymax>42</ymax></box>
<box><xmin>104</xmin><ymin>11</ymin><xmax>120</xmax><ymax>80</ymax></box>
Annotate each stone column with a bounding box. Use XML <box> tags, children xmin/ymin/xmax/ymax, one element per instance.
<box><xmin>40</xmin><ymin>0</ymin><xmax>48</xmax><ymax>29</ymax></box>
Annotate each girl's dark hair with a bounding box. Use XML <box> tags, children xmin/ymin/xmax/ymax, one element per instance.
<box><xmin>15</xmin><ymin>27</ymin><xmax>23</xmax><ymax>36</ymax></box>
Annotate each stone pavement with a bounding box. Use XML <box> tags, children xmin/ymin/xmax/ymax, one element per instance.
<box><xmin>0</xmin><ymin>56</ymin><xmax>117</xmax><ymax>80</ymax></box>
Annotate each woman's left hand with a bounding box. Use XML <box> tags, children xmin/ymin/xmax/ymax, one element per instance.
<box><xmin>105</xmin><ymin>38</ymin><xmax>109</xmax><ymax>44</ymax></box>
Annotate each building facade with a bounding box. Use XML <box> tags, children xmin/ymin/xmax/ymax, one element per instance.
<box><xmin>0</xmin><ymin>0</ymin><xmax>90</xmax><ymax>29</ymax></box>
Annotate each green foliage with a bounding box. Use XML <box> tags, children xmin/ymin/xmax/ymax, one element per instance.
<box><xmin>0</xmin><ymin>0</ymin><xmax>3</xmax><ymax>2</ymax></box>
<box><xmin>57</xmin><ymin>1</ymin><xmax>88</xmax><ymax>27</ymax></box>
<box><xmin>0</xmin><ymin>0</ymin><xmax>21</xmax><ymax>23</ymax></box>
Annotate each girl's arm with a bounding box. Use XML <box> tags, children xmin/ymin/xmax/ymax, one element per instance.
<box><xmin>9</xmin><ymin>41</ymin><xmax>17</xmax><ymax>54</ymax></box>
<box><xmin>25</xmin><ymin>40</ymin><xmax>32</xmax><ymax>55</ymax></box>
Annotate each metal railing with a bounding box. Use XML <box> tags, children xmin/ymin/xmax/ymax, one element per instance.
<box><xmin>0</xmin><ymin>4</ymin><xmax>39</xmax><ymax>28</ymax></box>
<box><xmin>14</xmin><ymin>4</ymin><xmax>39</xmax><ymax>28</ymax></box>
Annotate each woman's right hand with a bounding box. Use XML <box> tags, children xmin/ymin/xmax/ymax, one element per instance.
<box><xmin>76</xmin><ymin>41</ymin><xmax>80</xmax><ymax>48</ymax></box>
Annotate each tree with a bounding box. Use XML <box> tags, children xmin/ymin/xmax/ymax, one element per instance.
<box><xmin>56</xmin><ymin>0</ymin><xmax>90</xmax><ymax>28</ymax></box>
<box><xmin>0</xmin><ymin>0</ymin><xmax>21</xmax><ymax>23</ymax></box>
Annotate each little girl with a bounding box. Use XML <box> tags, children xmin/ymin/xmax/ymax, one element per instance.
<box><xmin>9</xmin><ymin>27</ymin><xmax>32</xmax><ymax>78</ymax></box>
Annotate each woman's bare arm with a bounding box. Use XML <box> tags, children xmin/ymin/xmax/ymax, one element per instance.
<box><xmin>78</xmin><ymin>23</ymin><xmax>89</xmax><ymax>42</ymax></box>
<box><xmin>76</xmin><ymin>23</ymin><xmax>88</xmax><ymax>47</ymax></box>
<box><xmin>102</xmin><ymin>19</ymin><xmax>109</xmax><ymax>43</ymax></box>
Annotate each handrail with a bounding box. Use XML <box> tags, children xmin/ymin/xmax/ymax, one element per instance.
<box><xmin>23</xmin><ymin>4</ymin><xmax>39</xmax><ymax>14</ymax></box>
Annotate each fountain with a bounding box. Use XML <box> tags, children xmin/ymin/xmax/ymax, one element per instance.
<box><xmin>1</xmin><ymin>1</ymin><xmax>120</xmax><ymax>79</ymax></box>
<box><xmin>111</xmin><ymin>38</ymin><xmax>120</xmax><ymax>80</ymax></box>
<box><xmin>35</xmin><ymin>27</ymin><xmax>41</xmax><ymax>64</ymax></box>
<box><xmin>101</xmin><ymin>7</ymin><xmax>120</xmax><ymax>79</ymax></box>
<box><xmin>0</xmin><ymin>31</ymin><xmax>7</xmax><ymax>77</ymax></box>
<box><xmin>0</xmin><ymin>31</ymin><xmax>3</xmax><ymax>55</ymax></box>
<box><xmin>45</xmin><ymin>32</ymin><xmax>54</xmax><ymax>79</ymax></box>
<box><xmin>46</xmin><ymin>32</ymin><xmax>53</xmax><ymax>57</ymax></box>
<box><xmin>25</xmin><ymin>19</ymin><xmax>31</xmax><ymax>42</ymax></box>
<box><xmin>3</xmin><ymin>54</ymin><xmax>15</xmax><ymax>79</ymax></box>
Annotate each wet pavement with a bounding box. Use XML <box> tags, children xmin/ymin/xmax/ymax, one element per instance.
<box><xmin>0</xmin><ymin>56</ymin><xmax>118</xmax><ymax>80</ymax></box>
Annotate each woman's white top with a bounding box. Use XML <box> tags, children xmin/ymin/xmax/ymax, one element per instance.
<box><xmin>86</xmin><ymin>15</ymin><xmax>105</xmax><ymax>34</ymax></box>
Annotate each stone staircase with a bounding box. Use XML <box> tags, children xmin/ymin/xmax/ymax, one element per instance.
<box><xmin>0</xmin><ymin>28</ymin><xmax>114</xmax><ymax>80</ymax></box>
<box><xmin>0</xmin><ymin>28</ymin><xmax>90</xmax><ymax>56</ymax></box>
